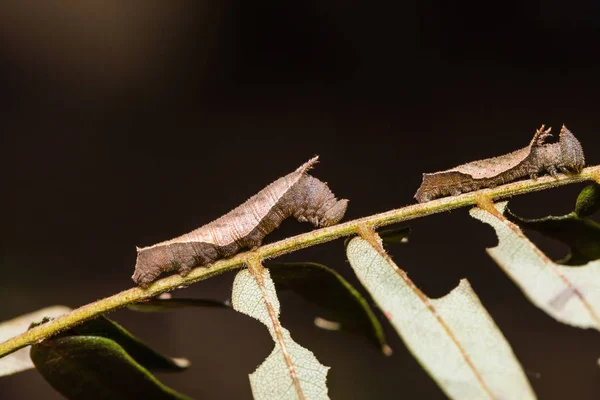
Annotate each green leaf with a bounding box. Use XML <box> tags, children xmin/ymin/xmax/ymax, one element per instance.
<box><xmin>52</xmin><ymin>316</ymin><xmax>189</xmax><ymax>372</ymax></box>
<box><xmin>504</xmin><ymin>184</ymin><xmax>600</xmax><ymax>265</ymax></box>
<box><xmin>31</xmin><ymin>336</ymin><xmax>192</xmax><ymax>400</ymax></box>
<box><xmin>232</xmin><ymin>267</ymin><xmax>329</xmax><ymax>400</ymax></box>
<box><xmin>269</xmin><ymin>262</ymin><xmax>391</xmax><ymax>355</ymax></box>
<box><xmin>575</xmin><ymin>182</ymin><xmax>600</xmax><ymax>217</ymax></box>
<box><xmin>471</xmin><ymin>202</ymin><xmax>600</xmax><ymax>330</ymax></box>
<box><xmin>0</xmin><ymin>306</ymin><xmax>71</xmax><ymax>377</ymax></box>
<box><xmin>346</xmin><ymin>234</ymin><xmax>535</xmax><ymax>400</ymax></box>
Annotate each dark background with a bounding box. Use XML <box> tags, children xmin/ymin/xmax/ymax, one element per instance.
<box><xmin>2</xmin><ymin>1</ymin><xmax>600</xmax><ymax>399</ymax></box>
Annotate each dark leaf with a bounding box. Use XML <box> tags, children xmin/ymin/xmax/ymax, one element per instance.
<box><xmin>505</xmin><ymin>185</ymin><xmax>600</xmax><ymax>265</ymax></box>
<box><xmin>54</xmin><ymin>316</ymin><xmax>189</xmax><ymax>372</ymax></box>
<box><xmin>378</xmin><ymin>226</ymin><xmax>411</xmax><ymax>244</ymax></box>
<box><xmin>269</xmin><ymin>262</ymin><xmax>391</xmax><ymax>355</ymax></box>
<box><xmin>575</xmin><ymin>182</ymin><xmax>600</xmax><ymax>217</ymax></box>
<box><xmin>128</xmin><ymin>296</ymin><xmax>229</xmax><ymax>313</ymax></box>
<box><xmin>31</xmin><ymin>336</ymin><xmax>192</xmax><ymax>400</ymax></box>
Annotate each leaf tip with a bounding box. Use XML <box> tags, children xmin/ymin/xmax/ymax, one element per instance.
<box><xmin>314</xmin><ymin>317</ymin><xmax>341</xmax><ymax>331</ymax></box>
<box><xmin>574</xmin><ymin>183</ymin><xmax>600</xmax><ymax>217</ymax></box>
<box><xmin>172</xmin><ymin>357</ymin><xmax>191</xmax><ymax>368</ymax></box>
<box><xmin>382</xmin><ymin>344</ymin><xmax>393</xmax><ymax>357</ymax></box>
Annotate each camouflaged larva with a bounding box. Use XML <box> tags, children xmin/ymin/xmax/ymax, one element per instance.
<box><xmin>132</xmin><ymin>157</ymin><xmax>349</xmax><ymax>287</ymax></box>
<box><xmin>414</xmin><ymin>125</ymin><xmax>585</xmax><ymax>203</ymax></box>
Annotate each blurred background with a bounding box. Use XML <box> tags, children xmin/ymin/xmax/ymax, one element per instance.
<box><xmin>2</xmin><ymin>1</ymin><xmax>600</xmax><ymax>399</ymax></box>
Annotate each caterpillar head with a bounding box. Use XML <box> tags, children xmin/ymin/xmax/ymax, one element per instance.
<box><xmin>320</xmin><ymin>199</ymin><xmax>349</xmax><ymax>227</ymax></box>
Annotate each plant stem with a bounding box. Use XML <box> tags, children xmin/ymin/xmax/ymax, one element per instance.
<box><xmin>1</xmin><ymin>166</ymin><xmax>599</xmax><ymax>358</ymax></box>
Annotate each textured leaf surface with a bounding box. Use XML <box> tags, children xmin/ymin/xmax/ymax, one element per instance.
<box><xmin>471</xmin><ymin>202</ymin><xmax>600</xmax><ymax>330</ymax></box>
<box><xmin>346</xmin><ymin>235</ymin><xmax>535</xmax><ymax>400</ymax></box>
<box><xmin>232</xmin><ymin>268</ymin><xmax>329</xmax><ymax>400</ymax></box>
<box><xmin>270</xmin><ymin>262</ymin><xmax>390</xmax><ymax>354</ymax></box>
<box><xmin>31</xmin><ymin>336</ymin><xmax>191</xmax><ymax>400</ymax></box>
<box><xmin>0</xmin><ymin>306</ymin><xmax>70</xmax><ymax>377</ymax></box>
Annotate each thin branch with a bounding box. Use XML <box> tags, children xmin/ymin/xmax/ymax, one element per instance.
<box><xmin>1</xmin><ymin>166</ymin><xmax>599</xmax><ymax>358</ymax></box>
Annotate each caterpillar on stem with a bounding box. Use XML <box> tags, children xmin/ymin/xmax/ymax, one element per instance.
<box><xmin>132</xmin><ymin>157</ymin><xmax>348</xmax><ymax>287</ymax></box>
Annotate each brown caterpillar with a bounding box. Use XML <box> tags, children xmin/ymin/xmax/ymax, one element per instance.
<box><xmin>132</xmin><ymin>157</ymin><xmax>348</xmax><ymax>287</ymax></box>
<box><xmin>414</xmin><ymin>125</ymin><xmax>585</xmax><ymax>203</ymax></box>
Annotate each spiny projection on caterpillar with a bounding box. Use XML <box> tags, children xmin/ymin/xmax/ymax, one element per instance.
<box><xmin>132</xmin><ymin>156</ymin><xmax>348</xmax><ymax>287</ymax></box>
<box><xmin>414</xmin><ymin>125</ymin><xmax>585</xmax><ymax>203</ymax></box>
